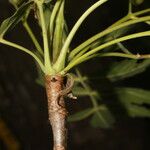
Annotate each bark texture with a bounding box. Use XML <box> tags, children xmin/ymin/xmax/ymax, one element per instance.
<box><xmin>45</xmin><ymin>75</ymin><xmax>67</xmax><ymax>150</ymax></box>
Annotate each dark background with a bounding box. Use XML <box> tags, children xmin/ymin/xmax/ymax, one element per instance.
<box><xmin>0</xmin><ymin>0</ymin><xmax>150</xmax><ymax>150</ymax></box>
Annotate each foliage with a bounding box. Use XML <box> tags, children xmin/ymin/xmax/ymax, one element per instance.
<box><xmin>0</xmin><ymin>0</ymin><xmax>150</xmax><ymax>129</ymax></box>
<box><xmin>116</xmin><ymin>87</ymin><xmax>150</xmax><ymax>117</ymax></box>
<box><xmin>69</xmin><ymin>65</ymin><xmax>150</xmax><ymax>128</ymax></box>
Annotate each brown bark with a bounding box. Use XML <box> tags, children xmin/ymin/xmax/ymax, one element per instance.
<box><xmin>45</xmin><ymin>75</ymin><xmax>67</xmax><ymax>150</ymax></box>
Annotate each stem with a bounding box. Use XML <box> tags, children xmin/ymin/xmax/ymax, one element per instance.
<box><xmin>23</xmin><ymin>21</ymin><xmax>43</xmax><ymax>56</ymax></box>
<box><xmin>116</xmin><ymin>42</ymin><xmax>133</xmax><ymax>54</ymax></box>
<box><xmin>76</xmin><ymin>70</ymin><xmax>109</xmax><ymax>125</ymax></box>
<box><xmin>109</xmin><ymin>15</ymin><xmax>129</xmax><ymax>28</ymax></box>
<box><xmin>76</xmin><ymin>70</ymin><xmax>98</xmax><ymax>107</ymax></box>
<box><xmin>69</xmin><ymin>16</ymin><xmax>150</xmax><ymax>59</ymax></box>
<box><xmin>0</xmin><ymin>38</ymin><xmax>45</xmax><ymax>72</ymax></box>
<box><xmin>128</xmin><ymin>0</ymin><xmax>132</xmax><ymax>15</ymax></box>
<box><xmin>134</xmin><ymin>8</ymin><xmax>150</xmax><ymax>16</ymax></box>
<box><xmin>107</xmin><ymin>8</ymin><xmax>150</xmax><ymax>28</ymax></box>
<box><xmin>37</xmin><ymin>2</ymin><xmax>52</xmax><ymax>74</ymax></box>
<box><xmin>45</xmin><ymin>75</ymin><xmax>67</xmax><ymax>150</ymax></box>
<box><xmin>98</xmin><ymin>52</ymin><xmax>150</xmax><ymax>59</ymax></box>
<box><xmin>49</xmin><ymin>0</ymin><xmax>62</xmax><ymax>38</ymax></box>
<box><xmin>54</xmin><ymin>0</ymin><xmax>108</xmax><ymax>71</ymax></box>
<box><xmin>62</xmin><ymin>31</ymin><xmax>150</xmax><ymax>73</ymax></box>
<box><xmin>52</xmin><ymin>0</ymin><xmax>65</xmax><ymax>63</ymax></box>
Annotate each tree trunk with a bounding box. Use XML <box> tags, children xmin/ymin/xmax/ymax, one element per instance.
<box><xmin>45</xmin><ymin>75</ymin><xmax>67</xmax><ymax>150</ymax></box>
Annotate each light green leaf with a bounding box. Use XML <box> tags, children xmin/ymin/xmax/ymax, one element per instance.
<box><xmin>0</xmin><ymin>1</ymin><xmax>33</xmax><ymax>37</ymax></box>
<box><xmin>107</xmin><ymin>59</ymin><xmax>150</xmax><ymax>81</ymax></box>
<box><xmin>68</xmin><ymin>108</ymin><xmax>94</xmax><ymax>122</ymax></box>
<box><xmin>90</xmin><ymin>106</ymin><xmax>115</xmax><ymax>128</ymax></box>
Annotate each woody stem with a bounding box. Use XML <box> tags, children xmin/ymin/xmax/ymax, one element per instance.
<box><xmin>45</xmin><ymin>75</ymin><xmax>68</xmax><ymax>150</ymax></box>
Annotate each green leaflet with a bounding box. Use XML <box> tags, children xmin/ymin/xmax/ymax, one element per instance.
<box><xmin>96</xmin><ymin>26</ymin><xmax>133</xmax><ymax>51</ymax></box>
<box><xmin>68</xmin><ymin>108</ymin><xmax>94</xmax><ymax>122</ymax></box>
<box><xmin>0</xmin><ymin>1</ymin><xmax>33</xmax><ymax>37</ymax></box>
<box><xmin>104</xmin><ymin>26</ymin><xmax>133</xmax><ymax>52</ymax></box>
<box><xmin>90</xmin><ymin>107</ymin><xmax>115</xmax><ymax>129</ymax></box>
<box><xmin>107</xmin><ymin>25</ymin><xmax>133</xmax><ymax>39</ymax></box>
<box><xmin>69</xmin><ymin>69</ymin><xmax>115</xmax><ymax>128</ymax></box>
<box><xmin>116</xmin><ymin>87</ymin><xmax>150</xmax><ymax>117</ymax></box>
<box><xmin>88</xmin><ymin>27</ymin><xmax>135</xmax><ymax>60</ymax></box>
<box><xmin>66</xmin><ymin>104</ymin><xmax>114</xmax><ymax>128</ymax></box>
<box><xmin>72</xmin><ymin>86</ymin><xmax>89</xmax><ymax>96</ymax></box>
<box><xmin>116</xmin><ymin>87</ymin><xmax>150</xmax><ymax>105</ymax></box>
<box><xmin>128</xmin><ymin>105</ymin><xmax>150</xmax><ymax>117</ymax></box>
<box><xmin>107</xmin><ymin>59</ymin><xmax>150</xmax><ymax>81</ymax></box>
<box><xmin>72</xmin><ymin>86</ymin><xmax>98</xmax><ymax>97</ymax></box>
